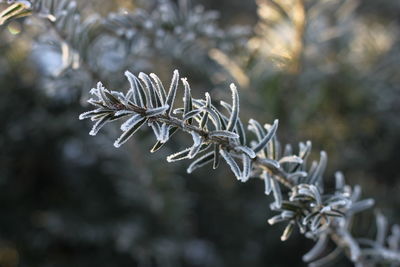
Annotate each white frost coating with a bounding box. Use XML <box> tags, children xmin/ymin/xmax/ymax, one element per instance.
<box><xmin>89</xmin><ymin>114</ymin><xmax>110</xmax><ymax>136</ymax></box>
<box><xmin>125</xmin><ymin>71</ymin><xmax>145</xmax><ymax>107</ymax></box>
<box><xmin>150</xmin><ymin>73</ymin><xmax>167</xmax><ymax>104</ymax></box>
<box><xmin>262</xmin><ymin>171</ymin><xmax>272</xmax><ymax>195</ymax></box>
<box><xmin>208</xmin><ymin>130</ymin><xmax>239</xmax><ymax>139</ymax></box>
<box><xmin>268</xmin><ymin>215</ymin><xmax>283</xmax><ymax>225</ymax></box>
<box><xmin>181</xmin><ymin>77</ymin><xmax>192</xmax><ymax>116</ymax></box>
<box><xmin>96</xmin><ymin>82</ymin><xmax>109</xmax><ymax>106</ymax></box>
<box><xmin>219</xmin><ymin>100</ymin><xmax>232</xmax><ymax>110</ymax></box>
<box><xmin>139</xmin><ymin>72</ymin><xmax>159</xmax><ymax>108</ymax></box>
<box><xmin>240</xmin><ymin>154</ymin><xmax>251</xmax><ymax>182</ymax></box>
<box><xmin>287</xmin><ymin>171</ymin><xmax>307</xmax><ymax>181</ymax></box>
<box><xmin>248</xmin><ymin>118</ymin><xmax>265</xmax><ymax>141</ymax></box>
<box><xmin>134</xmin><ymin>72</ymin><xmax>152</xmax><ymax>108</ymax></box>
<box><xmin>191</xmin><ymin>131</ymin><xmax>201</xmax><ymax>147</ymax></box>
<box><xmin>114</xmin><ymin>118</ymin><xmax>146</xmax><ymax>148</ymax></box>
<box><xmin>79</xmin><ymin>108</ymin><xmax>103</xmax><ymax>120</ymax></box>
<box><xmin>188</xmin><ymin>143</ymin><xmax>202</xmax><ymax>159</ymax></box>
<box><xmin>125</xmin><ymin>71</ymin><xmax>137</xmax><ymax>94</ymax></box>
<box><xmin>120</xmin><ymin>114</ymin><xmax>143</xmax><ymax>131</ymax></box>
<box><xmin>165</xmin><ymin>70</ymin><xmax>179</xmax><ymax>115</ymax></box>
<box><xmin>173</xmin><ymin>108</ymin><xmax>184</xmax><ymax>114</ymax></box>
<box><xmin>271</xmin><ymin>178</ymin><xmax>282</xmax><ymax>208</ymax></box>
<box><xmin>86</xmin><ymin>98</ymin><xmax>104</xmax><ymax>109</ymax></box>
<box><xmin>281</xmin><ymin>222</ymin><xmax>295</xmax><ymax>241</ymax></box>
<box><xmin>279</xmin><ymin>156</ymin><xmax>303</xmax><ymax>164</ymax></box>
<box><xmin>226</xmin><ymin>83</ymin><xmax>239</xmax><ymax>131</ymax></box>
<box><xmin>199</xmin><ymin>108</ymin><xmax>209</xmax><ymax>130</ymax></box>
<box><xmin>183</xmin><ymin>109</ymin><xmax>202</xmax><ymax>121</ymax></box>
<box><xmin>220</xmin><ymin>149</ymin><xmax>241</xmax><ymax>180</ymax></box>
<box><xmin>220</xmin><ymin>100</ymin><xmax>246</xmax><ymax>141</ymax></box>
<box><xmin>149</xmin><ymin>122</ymin><xmax>162</xmax><ymax>141</ymax></box>
<box><xmin>309</xmin><ymin>185</ymin><xmax>322</xmax><ymax>206</ymax></box>
<box><xmin>160</xmin><ymin>124</ymin><xmax>170</xmax><ymax>143</ymax></box>
<box><xmin>268</xmin><ymin>212</ymin><xmax>294</xmax><ymax>225</ymax></box>
<box><xmin>89</xmin><ymin>87</ymin><xmax>99</xmax><ymax>96</ymax></box>
<box><xmin>145</xmin><ymin>105</ymin><xmax>169</xmax><ymax>117</ymax></box>
<box><xmin>309</xmin><ymin>151</ymin><xmax>327</xmax><ymax>185</ymax></box>
<box><xmin>121</xmin><ymin>89</ymin><xmax>133</xmax><ymax>105</ymax></box>
<box><xmin>253</xmin><ymin>119</ymin><xmax>279</xmax><ymax>153</ymax></box>
<box><xmin>258</xmin><ymin>157</ymin><xmax>280</xmax><ymax>170</ymax></box>
<box><xmin>201</xmin><ymin>106</ymin><xmax>222</xmax><ymax>130</ymax></box>
<box><xmin>212</xmin><ymin>145</ymin><xmax>220</xmax><ymax>169</ymax></box>
<box><xmin>167</xmin><ymin>147</ymin><xmax>191</xmax><ymax>162</ymax></box>
<box><xmin>205</xmin><ymin>92</ymin><xmax>211</xmax><ymax>107</ymax></box>
<box><xmin>187</xmin><ymin>152</ymin><xmax>214</xmax><ymax>174</ymax></box>
<box><xmin>235</xmin><ymin>146</ymin><xmax>256</xmax><ymax>159</ymax></box>
<box><xmin>115</xmin><ymin>110</ymin><xmax>134</xmax><ymax>116</ymax></box>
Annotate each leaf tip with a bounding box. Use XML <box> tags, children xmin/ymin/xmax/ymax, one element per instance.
<box><xmin>113</xmin><ymin>141</ymin><xmax>121</xmax><ymax>148</ymax></box>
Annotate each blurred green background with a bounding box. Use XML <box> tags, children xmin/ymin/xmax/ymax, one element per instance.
<box><xmin>0</xmin><ymin>0</ymin><xmax>399</xmax><ymax>266</ymax></box>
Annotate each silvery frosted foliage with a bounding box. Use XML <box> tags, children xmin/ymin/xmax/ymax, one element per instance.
<box><xmin>80</xmin><ymin>70</ymin><xmax>400</xmax><ymax>266</ymax></box>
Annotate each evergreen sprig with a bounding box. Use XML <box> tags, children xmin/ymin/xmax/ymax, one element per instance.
<box><xmin>80</xmin><ymin>70</ymin><xmax>400</xmax><ymax>266</ymax></box>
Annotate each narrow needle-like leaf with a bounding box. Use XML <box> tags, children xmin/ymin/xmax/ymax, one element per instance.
<box><xmin>253</xmin><ymin>119</ymin><xmax>279</xmax><ymax>153</ymax></box>
<box><xmin>114</xmin><ymin>118</ymin><xmax>147</xmax><ymax>148</ymax></box>
<box><xmin>165</xmin><ymin>70</ymin><xmax>179</xmax><ymax>115</ymax></box>
<box><xmin>226</xmin><ymin>83</ymin><xmax>239</xmax><ymax>131</ymax></box>
<box><xmin>220</xmin><ymin>149</ymin><xmax>241</xmax><ymax>180</ymax></box>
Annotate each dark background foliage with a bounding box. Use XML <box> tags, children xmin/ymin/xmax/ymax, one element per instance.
<box><xmin>0</xmin><ymin>0</ymin><xmax>399</xmax><ymax>266</ymax></box>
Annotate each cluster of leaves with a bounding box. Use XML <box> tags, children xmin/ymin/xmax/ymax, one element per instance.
<box><xmin>79</xmin><ymin>70</ymin><xmax>400</xmax><ymax>266</ymax></box>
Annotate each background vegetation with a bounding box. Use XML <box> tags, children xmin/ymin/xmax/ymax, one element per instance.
<box><xmin>0</xmin><ymin>0</ymin><xmax>399</xmax><ymax>266</ymax></box>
